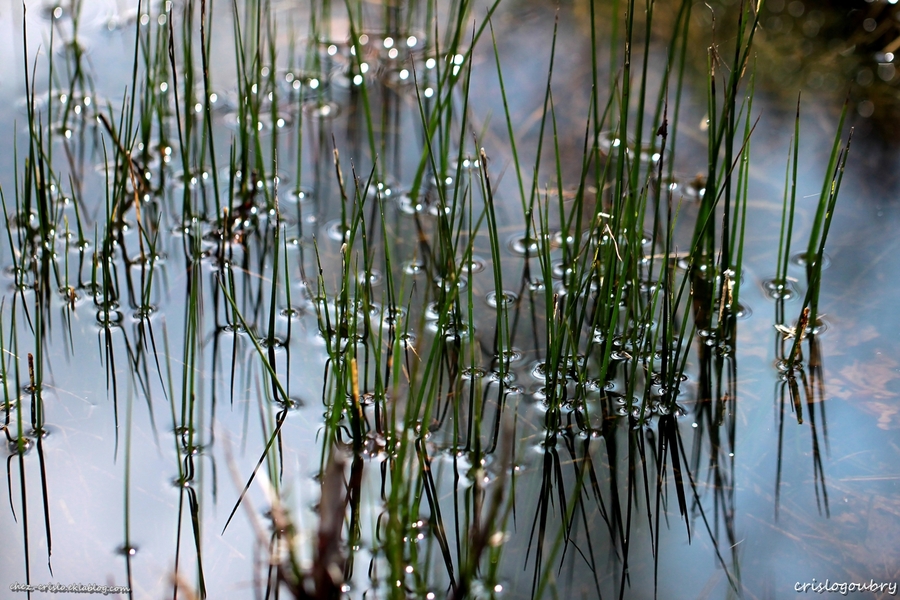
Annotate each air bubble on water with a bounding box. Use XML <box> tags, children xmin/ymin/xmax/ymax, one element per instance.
<box><xmin>427</xmin><ymin>202</ymin><xmax>453</xmax><ymax>218</ymax></box>
<box><xmin>551</xmin><ymin>260</ymin><xmax>573</xmax><ymax>280</ymax></box>
<box><xmin>382</xmin><ymin>306</ymin><xmax>408</xmax><ymax>325</ymax></box>
<box><xmin>358</xmin><ymin>270</ymin><xmax>383</xmax><ymax>286</ymax></box>
<box><xmin>280</xmin><ymin>306</ymin><xmax>303</xmax><ymax>319</ymax></box>
<box><xmin>487</xmin><ymin>370</ymin><xmax>515</xmax><ymax>383</ymax></box>
<box><xmin>400</xmin><ymin>333</ymin><xmax>416</xmax><ymax>348</ymax></box>
<box><xmin>486</xmin><ymin>290</ymin><xmax>517</xmax><ymax>308</ymax></box>
<box><xmin>610</xmin><ymin>350</ymin><xmax>631</xmax><ymax>361</ymax></box>
<box><xmin>454</xmin><ymin>155</ymin><xmax>481</xmax><ymax>171</ymax></box>
<box><xmin>221</xmin><ymin>323</ymin><xmax>247</xmax><ymax>335</ymax></box>
<box><xmin>325</xmin><ymin>220</ymin><xmax>350</xmax><ymax>241</ymax></box>
<box><xmin>302</xmin><ymin>100</ymin><xmax>340</xmax><ymax>118</ymax></box>
<box><xmin>465</xmin><ymin>255</ymin><xmax>486</xmax><ymax>273</ymax></box>
<box><xmin>598</xmin><ymin>131</ymin><xmax>629</xmax><ymax>154</ymax></box>
<box><xmin>396</xmin><ymin>194</ymin><xmax>425</xmax><ymax>215</ymax></box>
<box><xmin>424</xmin><ymin>301</ymin><xmax>440</xmax><ymax>321</ymax></box>
<box><xmin>496</xmin><ymin>348</ymin><xmax>523</xmax><ymax>364</ymax></box>
<box><xmin>434</xmin><ymin>274</ymin><xmax>467</xmax><ymax>292</ymax></box>
<box><xmin>8</xmin><ymin>438</ymin><xmax>34</xmax><ymax>455</ymax></box>
<box><xmin>276</xmin><ymin>396</ymin><xmax>305</xmax><ymax>410</ymax></box>
<box><xmin>133</xmin><ymin>305</ymin><xmax>156</xmax><ymax>320</ymax></box>
<box><xmin>462</xmin><ymin>367</ymin><xmax>486</xmax><ymax>379</ymax></box>
<box><xmin>790</xmin><ymin>252</ymin><xmax>831</xmax><ymax>270</ymax></box>
<box><xmin>442</xmin><ymin>323</ymin><xmax>470</xmax><ymax>341</ymax></box>
<box><xmin>807</xmin><ymin>317</ymin><xmax>828</xmax><ymax>335</ymax></box>
<box><xmin>282</xmin><ymin>186</ymin><xmax>313</xmax><ymax>204</ymax></box>
<box><xmin>402</xmin><ymin>260</ymin><xmax>425</xmax><ymax>275</ymax></box>
<box><xmin>508</xmin><ymin>235</ymin><xmax>539</xmax><ymax>255</ymax></box>
<box><xmin>96</xmin><ymin>308</ymin><xmax>124</xmax><ymax>328</ymax></box>
<box><xmin>260</xmin><ymin>336</ymin><xmax>285</xmax><ymax>349</ymax></box>
<box><xmin>762</xmin><ymin>278</ymin><xmax>796</xmax><ymax>300</ymax></box>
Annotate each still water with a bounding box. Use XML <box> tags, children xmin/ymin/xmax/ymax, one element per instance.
<box><xmin>0</xmin><ymin>1</ymin><xmax>898</xmax><ymax>599</ymax></box>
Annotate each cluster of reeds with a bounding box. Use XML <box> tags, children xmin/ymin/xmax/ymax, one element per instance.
<box><xmin>0</xmin><ymin>0</ymin><xmax>851</xmax><ymax>598</ymax></box>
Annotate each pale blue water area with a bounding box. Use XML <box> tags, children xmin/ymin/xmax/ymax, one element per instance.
<box><xmin>0</xmin><ymin>1</ymin><xmax>898</xmax><ymax>599</ymax></box>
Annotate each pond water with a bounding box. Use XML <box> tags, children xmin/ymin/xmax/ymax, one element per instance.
<box><xmin>0</xmin><ymin>1</ymin><xmax>899</xmax><ymax>599</ymax></box>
